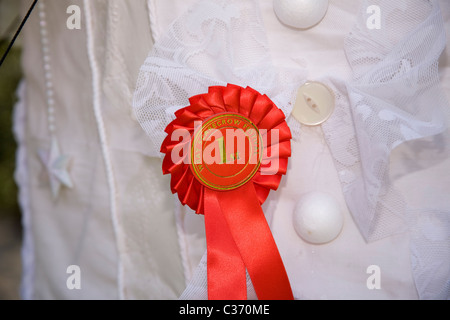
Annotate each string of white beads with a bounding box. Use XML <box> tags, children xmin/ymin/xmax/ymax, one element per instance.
<box><xmin>38</xmin><ymin>0</ymin><xmax>56</xmax><ymax>135</ymax></box>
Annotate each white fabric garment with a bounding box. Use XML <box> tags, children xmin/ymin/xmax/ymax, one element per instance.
<box><xmin>14</xmin><ymin>0</ymin><xmax>450</xmax><ymax>300</ymax></box>
<box><xmin>16</xmin><ymin>0</ymin><xmax>185</xmax><ymax>299</ymax></box>
<box><xmin>134</xmin><ymin>0</ymin><xmax>450</xmax><ymax>299</ymax></box>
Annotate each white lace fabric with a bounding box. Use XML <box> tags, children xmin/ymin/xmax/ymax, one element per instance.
<box><xmin>134</xmin><ymin>0</ymin><xmax>450</xmax><ymax>299</ymax></box>
<box><xmin>13</xmin><ymin>0</ymin><xmax>449</xmax><ymax>300</ymax></box>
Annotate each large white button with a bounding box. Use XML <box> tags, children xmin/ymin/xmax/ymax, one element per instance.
<box><xmin>291</xmin><ymin>81</ymin><xmax>335</xmax><ymax>126</ymax></box>
<box><xmin>273</xmin><ymin>0</ymin><xmax>329</xmax><ymax>29</ymax></box>
<box><xmin>293</xmin><ymin>192</ymin><xmax>343</xmax><ymax>244</ymax></box>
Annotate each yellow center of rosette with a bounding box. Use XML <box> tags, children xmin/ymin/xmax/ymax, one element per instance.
<box><xmin>190</xmin><ymin>113</ymin><xmax>262</xmax><ymax>191</ymax></box>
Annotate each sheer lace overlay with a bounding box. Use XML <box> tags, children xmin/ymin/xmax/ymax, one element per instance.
<box><xmin>133</xmin><ymin>0</ymin><xmax>449</xmax><ymax>299</ymax></box>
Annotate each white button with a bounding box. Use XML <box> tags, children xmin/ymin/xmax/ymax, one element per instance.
<box><xmin>291</xmin><ymin>81</ymin><xmax>335</xmax><ymax>126</ymax></box>
<box><xmin>293</xmin><ymin>192</ymin><xmax>343</xmax><ymax>244</ymax></box>
<box><xmin>273</xmin><ymin>0</ymin><xmax>329</xmax><ymax>29</ymax></box>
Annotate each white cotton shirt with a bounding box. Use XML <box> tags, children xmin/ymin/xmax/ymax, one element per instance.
<box><xmin>138</xmin><ymin>0</ymin><xmax>450</xmax><ymax>300</ymax></box>
<box><xmin>15</xmin><ymin>0</ymin><xmax>450</xmax><ymax>300</ymax></box>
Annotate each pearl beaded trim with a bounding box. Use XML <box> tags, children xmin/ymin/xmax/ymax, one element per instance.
<box><xmin>38</xmin><ymin>0</ymin><xmax>56</xmax><ymax>136</ymax></box>
<box><xmin>37</xmin><ymin>0</ymin><xmax>74</xmax><ymax>200</ymax></box>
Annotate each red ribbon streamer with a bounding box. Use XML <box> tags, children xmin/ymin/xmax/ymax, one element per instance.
<box><xmin>204</xmin><ymin>188</ymin><xmax>247</xmax><ymax>300</ymax></box>
<box><xmin>206</xmin><ymin>184</ymin><xmax>293</xmax><ymax>300</ymax></box>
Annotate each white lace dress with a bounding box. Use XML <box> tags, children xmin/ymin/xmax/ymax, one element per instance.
<box><xmin>15</xmin><ymin>0</ymin><xmax>450</xmax><ymax>299</ymax></box>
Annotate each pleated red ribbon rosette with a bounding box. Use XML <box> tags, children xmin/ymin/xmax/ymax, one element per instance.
<box><xmin>161</xmin><ymin>84</ymin><xmax>293</xmax><ymax>300</ymax></box>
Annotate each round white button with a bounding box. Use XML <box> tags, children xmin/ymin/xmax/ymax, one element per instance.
<box><xmin>293</xmin><ymin>192</ymin><xmax>343</xmax><ymax>244</ymax></box>
<box><xmin>291</xmin><ymin>81</ymin><xmax>335</xmax><ymax>126</ymax></box>
<box><xmin>273</xmin><ymin>0</ymin><xmax>329</xmax><ymax>29</ymax></box>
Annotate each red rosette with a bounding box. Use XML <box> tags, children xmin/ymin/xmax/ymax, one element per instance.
<box><xmin>161</xmin><ymin>84</ymin><xmax>292</xmax><ymax>211</ymax></box>
<box><xmin>161</xmin><ymin>84</ymin><xmax>293</xmax><ymax>300</ymax></box>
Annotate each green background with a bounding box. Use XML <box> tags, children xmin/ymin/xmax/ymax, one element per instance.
<box><xmin>0</xmin><ymin>0</ymin><xmax>26</xmax><ymax>300</ymax></box>
<box><xmin>0</xmin><ymin>0</ymin><xmax>22</xmax><ymax>219</ymax></box>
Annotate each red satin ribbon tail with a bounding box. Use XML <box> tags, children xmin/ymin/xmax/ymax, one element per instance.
<box><xmin>204</xmin><ymin>188</ymin><xmax>247</xmax><ymax>300</ymax></box>
<box><xmin>216</xmin><ymin>183</ymin><xmax>294</xmax><ymax>300</ymax></box>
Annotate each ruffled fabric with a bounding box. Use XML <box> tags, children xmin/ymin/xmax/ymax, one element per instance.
<box><xmin>133</xmin><ymin>0</ymin><xmax>449</xmax><ymax>299</ymax></box>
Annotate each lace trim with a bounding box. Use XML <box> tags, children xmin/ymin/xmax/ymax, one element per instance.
<box><xmin>133</xmin><ymin>0</ymin><xmax>449</xmax><ymax>299</ymax></box>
